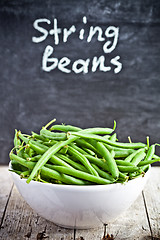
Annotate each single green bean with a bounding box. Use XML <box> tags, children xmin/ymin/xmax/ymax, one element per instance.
<box><xmin>138</xmin><ymin>158</ymin><xmax>160</xmax><ymax>166</ymax></box>
<box><xmin>117</xmin><ymin>165</ymin><xmax>140</xmax><ymax>173</ymax></box>
<box><xmin>131</xmin><ymin>149</ymin><xmax>146</xmax><ymax>166</ymax></box>
<box><xmin>71</xmin><ymin>132</ymin><xmax>146</xmax><ymax>149</ymax></box>
<box><xmin>115</xmin><ymin>160</ymin><xmax>137</xmax><ymax>166</ymax></box>
<box><xmin>46</xmin><ymin>165</ymin><xmax>114</xmax><ymax>185</ymax></box>
<box><xmin>50</xmin><ymin>124</ymin><xmax>82</xmax><ymax>132</ymax></box>
<box><xmin>144</xmin><ymin>145</ymin><xmax>155</xmax><ymax>161</ymax></box>
<box><xmin>114</xmin><ymin>150</ymin><xmax>135</xmax><ymax>158</ymax></box>
<box><xmin>66</xmin><ymin>126</ymin><xmax>114</xmax><ymax>135</ymax></box>
<box><xmin>103</xmin><ymin>143</ymin><xmax>134</xmax><ymax>152</ymax></box>
<box><xmin>86</xmin><ymin>139</ymin><xmax>119</xmax><ymax>178</ymax></box>
<box><xmin>80</xmin><ymin>127</ymin><xmax>114</xmax><ymax>135</ymax></box>
<box><xmin>40</xmin><ymin>129</ymin><xmax>67</xmax><ymax>140</ymax></box>
<box><xmin>93</xmin><ymin>141</ymin><xmax>119</xmax><ymax>179</ymax></box>
<box><xmin>52</xmin><ymin>124</ymin><xmax>114</xmax><ymax>135</ymax></box>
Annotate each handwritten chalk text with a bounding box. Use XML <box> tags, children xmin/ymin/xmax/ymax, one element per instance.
<box><xmin>32</xmin><ymin>17</ymin><xmax>122</xmax><ymax>74</ymax></box>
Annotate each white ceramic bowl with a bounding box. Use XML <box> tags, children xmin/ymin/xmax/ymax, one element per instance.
<box><xmin>9</xmin><ymin>162</ymin><xmax>150</xmax><ymax>229</ymax></box>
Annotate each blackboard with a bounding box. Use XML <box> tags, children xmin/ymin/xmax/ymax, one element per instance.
<box><xmin>1</xmin><ymin>0</ymin><xmax>160</xmax><ymax>164</ymax></box>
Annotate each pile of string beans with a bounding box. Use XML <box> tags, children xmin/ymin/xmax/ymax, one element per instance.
<box><xmin>9</xmin><ymin>119</ymin><xmax>160</xmax><ymax>185</ymax></box>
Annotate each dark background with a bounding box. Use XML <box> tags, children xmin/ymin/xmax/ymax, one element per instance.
<box><xmin>0</xmin><ymin>0</ymin><xmax>160</xmax><ymax>164</ymax></box>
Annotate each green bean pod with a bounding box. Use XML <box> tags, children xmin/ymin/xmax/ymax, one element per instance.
<box><xmin>131</xmin><ymin>149</ymin><xmax>146</xmax><ymax>166</ymax></box>
<box><xmin>103</xmin><ymin>143</ymin><xmax>134</xmax><ymax>152</ymax></box>
<box><xmin>138</xmin><ymin>158</ymin><xmax>160</xmax><ymax>166</ymax></box>
<box><xmin>144</xmin><ymin>145</ymin><xmax>155</xmax><ymax>161</ymax></box>
<box><xmin>115</xmin><ymin>160</ymin><xmax>136</xmax><ymax>166</ymax></box>
<box><xmin>81</xmin><ymin>127</ymin><xmax>114</xmax><ymax>135</ymax></box>
<box><xmin>71</xmin><ymin>132</ymin><xmax>146</xmax><ymax>149</ymax></box>
<box><xmin>114</xmin><ymin>149</ymin><xmax>135</xmax><ymax>158</ymax></box>
<box><xmin>118</xmin><ymin>165</ymin><xmax>140</xmax><ymax>173</ymax></box>
<box><xmin>89</xmin><ymin>140</ymin><xmax>119</xmax><ymax>179</ymax></box>
<box><xmin>46</xmin><ymin>165</ymin><xmax>114</xmax><ymax>185</ymax></box>
<box><xmin>40</xmin><ymin>129</ymin><xmax>67</xmax><ymax>140</ymax></box>
<box><xmin>50</xmin><ymin>124</ymin><xmax>82</xmax><ymax>132</ymax></box>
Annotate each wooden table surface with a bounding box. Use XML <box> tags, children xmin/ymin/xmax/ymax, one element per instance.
<box><xmin>0</xmin><ymin>166</ymin><xmax>160</xmax><ymax>240</ymax></box>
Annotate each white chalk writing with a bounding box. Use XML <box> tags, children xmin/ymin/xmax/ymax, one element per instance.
<box><xmin>33</xmin><ymin>16</ymin><xmax>122</xmax><ymax>74</ymax></box>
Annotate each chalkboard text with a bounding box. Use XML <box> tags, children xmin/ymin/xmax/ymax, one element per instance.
<box><xmin>32</xmin><ymin>17</ymin><xmax>122</xmax><ymax>74</ymax></box>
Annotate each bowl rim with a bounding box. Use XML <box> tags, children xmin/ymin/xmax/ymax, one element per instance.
<box><xmin>9</xmin><ymin>161</ymin><xmax>151</xmax><ymax>191</ymax></box>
